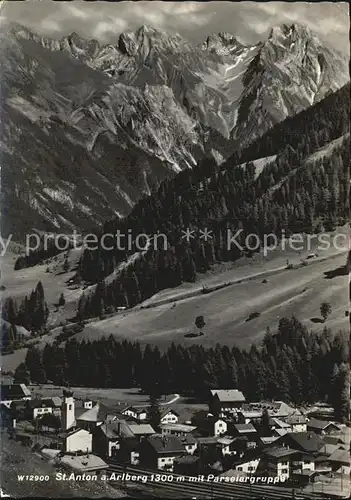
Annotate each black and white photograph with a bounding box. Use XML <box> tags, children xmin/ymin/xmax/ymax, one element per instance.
<box><xmin>0</xmin><ymin>0</ymin><xmax>350</xmax><ymax>498</ymax></box>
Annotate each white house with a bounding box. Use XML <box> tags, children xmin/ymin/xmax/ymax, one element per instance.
<box><xmin>214</xmin><ymin>418</ymin><xmax>227</xmax><ymax>437</ymax></box>
<box><xmin>235</xmin><ymin>458</ymin><xmax>261</xmax><ymax>474</ymax></box>
<box><xmin>160</xmin><ymin>409</ymin><xmax>179</xmax><ymax>425</ymax></box>
<box><xmin>285</xmin><ymin>415</ymin><xmax>308</xmax><ymax>433</ymax></box>
<box><xmin>61</xmin><ymin>428</ymin><xmax>92</xmax><ymax>453</ymax></box>
<box><xmin>121</xmin><ymin>406</ymin><xmax>147</xmax><ymax>421</ymax></box>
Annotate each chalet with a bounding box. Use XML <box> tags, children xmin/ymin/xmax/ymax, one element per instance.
<box><xmin>160</xmin><ymin>409</ymin><xmax>179</xmax><ymax>425</ymax></box>
<box><xmin>76</xmin><ymin>403</ymin><xmax>120</xmax><ymax>431</ymax></box>
<box><xmin>121</xmin><ymin>406</ymin><xmax>147</xmax><ymax>421</ymax></box>
<box><xmin>240</xmin><ymin>401</ymin><xmax>299</xmax><ymax>419</ymax></box>
<box><xmin>213</xmin><ymin>418</ymin><xmax>227</xmax><ymax>437</ymax></box>
<box><xmin>285</xmin><ymin>414</ymin><xmax>308</xmax><ymax>433</ymax></box>
<box><xmin>328</xmin><ymin>449</ymin><xmax>350</xmax><ymax>475</ymax></box>
<box><xmin>209</xmin><ymin>389</ymin><xmax>245</xmax><ymax>414</ymax></box>
<box><xmin>93</xmin><ymin>421</ymin><xmax>123</xmax><ymax>458</ymax></box>
<box><xmin>82</xmin><ymin>399</ymin><xmax>94</xmax><ymax>410</ymax></box>
<box><xmin>139</xmin><ymin>434</ymin><xmax>186</xmax><ymax>471</ymax></box>
<box><xmin>217</xmin><ymin>436</ymin><xmax>238</xmax><ymax>456</ymax></box>
<box><xmin>59</xmin><ymin>427</ymin><xmax>92</xmax><ymax>453</ymax></box>
<box><xmin>26</xmin><ymin>398</ymin><xmax>59</xmax><ymax>420</ymax></box>
<box><xmin>235</xmin><ymin>457</ymin><xmax>261</xmax><ymax>475</ymax></box>
<box><xmin>232</xmin><ymin>423</ymin><xmax>257</xmax><ymax>448</ymax></box>
<box><xmin>160</xmin><ymin>423</ymin><xmax>197</xmax><ymax>438</ymax></box>
<box><xmin>307</xmin><ymin>419</ymin><xmax>340</xmax><ymax>435</ymax></box>
<box><xmin>180</xmin><ymin>434</ymin><xmax>197</xmax><ymax>455</ymax></box>
<box><xmin>1</xmin><ymin>383</ymin><xmax>31</xmax><ymax>407</ymax></box>
<box><xmin>278</xmin><ymin>432</ymin><xmax>326</xmax><ymax>456</ymax></box>
<box><xmin>259</xmin><ymin>447</ymin><xmax>300</xmax><ymax>481</ymax></box>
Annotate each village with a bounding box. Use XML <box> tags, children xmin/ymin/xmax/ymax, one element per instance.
<box><xmin>1</xmin><ymin>380</ymin><xmax>350</xmax><ymax>499</ymax></box>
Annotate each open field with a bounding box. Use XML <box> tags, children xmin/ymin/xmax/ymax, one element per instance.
<box><xmin>1</xmin><ymin>227</ymin><xmax>349</xmax><ymax>372</ymax></box>
<box><xmin>76</xmin><ymin>249</ymin><xmax>348</xmax><ymax>349</ymax></box>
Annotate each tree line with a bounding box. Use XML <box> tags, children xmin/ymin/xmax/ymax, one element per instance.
<box><xmin>2</xmin><ymin>282</ymin><xmax>49</xmax><ymax>345</ymax></box>
<box><xmin>16</xmin><ymin>317</ymin><xmax>350</xmax><ymax>422</ymax></box>
<box><xmin>74</xmin><ymin>84</ymin><xmax>350</xmax><ymax>318</ymax></box>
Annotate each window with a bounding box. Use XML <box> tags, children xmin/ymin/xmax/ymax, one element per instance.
<box><xmin>281</xmin><ymin>461</ymin><xmax>288</xmax><ymax>466</ymax></box>
<box><xmin>69</xmin><ymin>405</ymin><xmax>72</xmax><ymax>410</ymax></box>
<box><xmin>281</xmin><ymin>468</ymin><xmax>288</xmax><ymax>474</ymax></box>
<box><xmin>237</xmin><ymin>467</ymin><xmax>242</xmax><ymax>471</ymax></box>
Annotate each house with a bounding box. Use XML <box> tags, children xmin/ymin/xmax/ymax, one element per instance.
<box><xmin>180</xmin><ymin>434</ymin><xmax>197</xmax><ymax>455</ymax></box>
<box><xmin>121</xmin><ymin>406</ymin><xmax>147</xmax><ymax>421</ymax></box>
<box><xmin>268</xmin><ymin>417</ymin><xmax>292</xmax><ymax>434</ymax></box>
<box><xmin>76</xmin><ymin>402</ymin><xmax>119</xmax><ymax>431</ymax></box>
<box><xmin>160</xmin><ymin>423</ymin><xmax>196</xmax><ymax>438</ymax></box>
<box><xmin>0</xmin><ymin>383</ymin><xmax>31</xmax><ymax>407</ymax></box>
<box><xmin>259</xmin><ymin>447</ymin><xmax>300</xmax><ymax>481</ymax></box>
<box><xmin>233</xmin><ymin>423</ymin><xmax>257</xmax><ymax>448</ymax></box>
<box><xmin>214</xmin><ymin>418</ymin><xmax>227</xmax><ymax>437</ymax></box>
<box><xmin>93</xmin><ymin>421</ymin><xmax>123</xmax><ymax>458</ymax></box>
<box><xmin>82</xmin><ymin>399</ymin><xmax>94</xmax><ymax>410</ymax></box>
<box><xmin>26</xmin><ymin>398</ymin><xmax>55</xmax><ymax>420</ymax></box>
<box><xmin>160</xmin><ymin>409</ymin><xmax>179</xmax><ymax>425</ymax></box>
<box><xmin>240</xmin><ymin>401</ymin><xmax>299</xmax><ymax>419</ymax></box>
<box><xmin>278</xmin><ymin>432</ymin><xmax>326</xmax><ymax>455</ymax></box>
<box><xmin>139</xmin><ymin>434</ymin><xmax>186</xmax><ymax>471</ymax></box>
<box><xmin>209</xmin><ymin>389</ymin><xmax>246</xmax><ymax>414</ymax></box>
<box><xmin>59</xmin><ymin>427</ymin><xmax>92</xmax><ymax>453</ymax></box>
<box><xmin>56</xmin><ymin>453</ymin><xmax>108</xmax><ymax>475</ymax></box>
<box><xmin>217</xmin><ymin>436</ymin><xmax>238</xmax><ymax>457</ymax></box>
<box><xmin>327</xmin><ymin>449</ymin><xmax>350</xmax><ymax>475</ymax></box>
<box><xmin>235</xmin><ymin>457</ymin><xmax>261</xmax><ymax>475</ymax></box>
<box><xmin>285</xmin><ymin>415</ymin><xmax>308</xmax><ymax>433</ymax></box>
<box><xmin>307</xmin><ymin>419</ymin><xmax>340</xmax><ymax>435</ymax></box>
<box><xmin>237</xmin><ymin>410</ymin><xmax>262</xmax><ymax>425</ymax></box>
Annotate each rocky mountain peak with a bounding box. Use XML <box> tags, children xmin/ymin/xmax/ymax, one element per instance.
<box><xmin>202</xmin><ymin>31</ymin><xmax>245</xmax><ymax>55</ymax></box>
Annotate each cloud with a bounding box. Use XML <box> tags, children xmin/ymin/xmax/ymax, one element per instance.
<box><xmin>0</xmin><ymin>1</ymin><xmax>348</xmax><ymax>54</ymax></box>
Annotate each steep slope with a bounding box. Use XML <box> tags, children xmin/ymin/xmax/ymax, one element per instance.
<box><xmin>74</xmin><ymin>83</ymin><xmax>350</xmax><ymax>318</ymax></box>
<box><xmin>0</xmin><ymin>22</ymin><xmax>348</xmax><ymax>239</ymax></box>
<box><xmin>233</xmin><ymin>23</ymin><xmax>349</xmax><ymax>145</ymax></box>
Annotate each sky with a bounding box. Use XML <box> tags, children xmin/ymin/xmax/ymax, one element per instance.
<box><xmin>0</xmin><ymin>1</ymin><xmax>349</xmax><ymax>53</ymax></box>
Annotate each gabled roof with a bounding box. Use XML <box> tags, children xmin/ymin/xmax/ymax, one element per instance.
<box><xmin>285</xmin><ymin>415</ymin><xmax>308</xmax><ymax>425</ymax></box>
<box><xmin>146</xmin><ymin>434</ymin><xmax>185</xmax><ymax>454</ymax></box>
<box><xmin>269</xmin><ymin>417</ymin><xmax>291</xmax><ymax>429</ymax></box>
<box><xmin>99</xmin><ymin>420</ymin><xmax>134</xmax><ymax>439</ymax></box>
<box><xmin>274</xmin><ymin>428</ymin><xmax>288</xmax><ymax>437</ymax></box>
<box><xmin>307</xmin><ymin>419</ymin><xmax>339</xmax><ymax>431</ymax></box>
<box><xmin>234</xmin><ymin>423</ymin><xmax>257</xmax><ymax>434</ymax></box>
<box><xmin>27</xmin><ymin>398</ymin><xmax>54</xmax><ymax>409</ymax></box>
<box><xmin>59</xmin><ymin>427</ymin><xmax>90</xmax><ymax>439</ymax></box>
<box><xmin>160</xmin><ymin>408</ymin><xmax>179</xmax><ymax>418</ymax></box>
<box><xmin>210</xmin><ymin>390</ymin><xmax>245</xmax><ymax>403</ymax></box>
<box><xmin>282</xmin><ymin>432</ymin><xmax>325</xmax><ymax>453</ymax></box>
<box><xmin>160</xmin><ymin>423</ymin><xmax>196</xmax><ymax>433</ymax></box>
<box><xmin>218</xmin><ymin>436</ymin><xmax>236</xmax><ymax>446</ymax></box>
<box><xmin>77</xmin><ymin>402</ymin><xmax>118</xmax><ymax>423</ymax></box>
<box><xmin>128</xmin><ymin>424</ymin><xmax>155</xmax><ymax>435</ymax></box>
<box><xmin>328</xmin><ymin>449</ymin><xmax>350</xmax><ymax>464</ymax></box>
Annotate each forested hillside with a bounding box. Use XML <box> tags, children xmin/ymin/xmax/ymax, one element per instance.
<box><xmin>74</xmin><ymin>83</ymin><xmax>350</xmax><ymax>319</ymax></box>
<box><xmin>18</xmin><ymin>317</ymin><xmax>350</xmax><ymax>422</ymax></box>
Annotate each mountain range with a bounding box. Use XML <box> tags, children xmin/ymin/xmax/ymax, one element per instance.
<box><xmin>0</xmin><ymin>22</ymin><xmax>349</xmax><ymax>239</ymax></box>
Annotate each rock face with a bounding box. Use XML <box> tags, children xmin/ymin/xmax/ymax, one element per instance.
<box><xmin>0</xmin><ymin>22</ymin><xmax>348</xmax><ymax>238</ymax></box>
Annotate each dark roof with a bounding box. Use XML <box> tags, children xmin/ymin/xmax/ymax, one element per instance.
<box><xmin>282</xmin><ymin>432</ymin><xmax>325</xmax><ymax>453</ymax></box>
<box><xmin>286</xmin><ymin>415</ymin><xmax>308</xmax><ymax>425</ymax></box>
<box><xmin>27</xmin><ymin>398</ymin><xmax>55</xmax><ymax>409</ymax></box>
<box><xmin>307</xmin><ymin>419</ymin><xmax>338</xmax><ymax>430</ymax></box>
<box><xmin>1</xmin><ymin>383</ymin><xmax>31</xmax><ymax>400</ymax></box>
<box><xmin>146</xmin><ymin>434</ymin><xmax>185</xmax><ymax>454</ymax></box>
<box><xmin>180</xmin><ymin>434</ymin><xmax>197</xmax><ymax>445</ymax></box>
<box><xmin>263</xmin><ymin>447</ymin><xmax>299</xmax><ymax>459</ymax></box>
